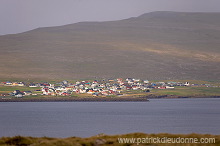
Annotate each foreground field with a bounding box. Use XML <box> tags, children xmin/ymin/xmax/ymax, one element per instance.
<box><xmin>0</xmin><ymin>133</ymin><xmax>219</xmax><ymax>146</ymax></box>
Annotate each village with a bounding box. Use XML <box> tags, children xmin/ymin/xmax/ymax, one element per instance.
<box><xmin>0</xmin><ymin>78</ymin><xmax>218</xmax><ymax>98</ymax></box>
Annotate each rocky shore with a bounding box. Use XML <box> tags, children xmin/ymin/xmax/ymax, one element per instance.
<box><xmin>0</xmin><ymin>97</ymin><xmax>149</xmax><ymax>102</ymax></box>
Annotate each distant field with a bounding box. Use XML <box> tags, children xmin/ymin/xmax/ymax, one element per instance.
<box><xmin>0</xmin><ymin>86</ymin><xmax>40</xmax><ymax>94</ymax></box>
<box><xmin>151</xmin><ymin>87</ymin><xmax>220</xmax><ymax>97</ymax></box>
<box><xmin>0</xmin><ymin>133</ymin><xmax>219</xmax><ymax>146</ymax></box>
<box><xmin>122</xmin><ymin>85</ymin><xmax>220</xmax><ymax>97</ymax></box>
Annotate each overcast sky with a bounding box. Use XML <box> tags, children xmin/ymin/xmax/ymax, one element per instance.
<box><xmin>0</xmin><ymin>0</ymin><xmax>220</xmax><ymax>35</ymax></box>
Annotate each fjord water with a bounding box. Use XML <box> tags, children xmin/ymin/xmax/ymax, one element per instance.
<box><xmin>0</xmin><ymin>98</ymin><xmax>220</xmax><ymax>138</ymax></box>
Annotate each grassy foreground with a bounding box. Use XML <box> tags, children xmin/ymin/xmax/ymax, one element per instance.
<box><xmin>0</xmin><ymin>133</ymin><xmax>219</xmax><ymax>146</ymax></box>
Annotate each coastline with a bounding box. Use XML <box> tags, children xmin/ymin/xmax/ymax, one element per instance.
<box><xmin>0</xmin><ymin>95</ymin><xmax>220</xmax><ymax>102</ymax></box>
<box><xmin>0</xmin><ymin>97</ymin><xmax>149</xmax><ymax>102</ymax></box>
<box><xmin>145</xmin><ymin>94</ymin><xmax>220</xmax><ymax>99</ymax></box>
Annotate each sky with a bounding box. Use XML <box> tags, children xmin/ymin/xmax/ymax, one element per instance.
<box><xmin>0</xmin><ymin>0</ymin><xmax>220</xmax><ymax>35</ymax></box>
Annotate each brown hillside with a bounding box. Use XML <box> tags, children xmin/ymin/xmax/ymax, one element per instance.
<box><xmin>0</xmin><ymin>11</ymin><xmax>220</xmax><ymax>80</ymax></box>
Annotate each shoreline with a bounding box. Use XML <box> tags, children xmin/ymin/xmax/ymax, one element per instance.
<box><xmin>145</xmin><ymin>94</ymin><xmax>220</xmax><ymax>99</ymax></box>
<box><xmin>0</xmin><ymin>97</ymin><xmax>149</xmax><ymax>102</ymax></box>
<box><xmin>0</xmin><ymin>95</ymin><xmax>220</xmax><ymax>102</ymax></box>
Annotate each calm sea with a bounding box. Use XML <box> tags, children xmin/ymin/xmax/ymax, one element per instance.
<box><xmin>0</xmin><ymin>98</ymin><xmax>220</xmax><ymax>138</ymax></box>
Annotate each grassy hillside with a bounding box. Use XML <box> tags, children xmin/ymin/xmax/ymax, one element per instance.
<box><xmin>0</xmin><ymin>11</ymin><xmax>220</xmax><ymax>80</ymax></box>
<box><xmin>0</xmin><ymin>133</ymin><xmax>219</xmax><ymax>146</ymax></box>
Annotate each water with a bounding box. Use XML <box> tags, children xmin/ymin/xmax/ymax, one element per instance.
<box><xmin>0</xmin><ymin>98</ymin><xmax>220</xmax><ymax>138</ymax></box>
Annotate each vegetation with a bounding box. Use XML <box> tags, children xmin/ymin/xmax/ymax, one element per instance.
<box><xmin>151</xmin><ymin>87</ymin><xmax>220</xmax><ymax>97</ymax></box>
<box><xmin>0</xmin><ymin>12</ymin><xmax>220</xmax><ymax>80</ymax></box>
<box><xmin>120</xmin><ymin>86</ymin><xmax>220</xmax><ymax>98</ymax></box>
<box><xmin>0</xmin><ymin>86</ymin><xmax>40</xmax><ymax>95</ymax></box>
<box><xmin>0</xmin><ymin>133</ymin><xmax>219</xmax><ymax>146</ymax></box>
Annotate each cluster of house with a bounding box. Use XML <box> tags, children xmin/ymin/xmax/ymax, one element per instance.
<box><xmin>40</xmin><ymin>79</ymin><xmax>150</xmax><ymax>96</ymax></box>
<box><xmin>0</xmin><ymin>81</ymin><xmax>25</xmax><ymax>86</ymax></box>
<box><xmin>9</xmin><ymin>90</ymin><xmax>33</xmax><ymax>98</ymax></box>
<box><xmin>0</xmin><ymin>78</ymin><xmax>195</xmax><ymax>97</ymax></box>
<box><xmin>4</xmin><ymin>79</ymin><xmax>219</xmax><ymax>98</ymax></box>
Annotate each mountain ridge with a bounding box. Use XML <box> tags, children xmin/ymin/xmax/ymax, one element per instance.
<box><xmin>0</xmin><ymin>11</ymin><xmax>220</xmax><ymax>80</ymax></box>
